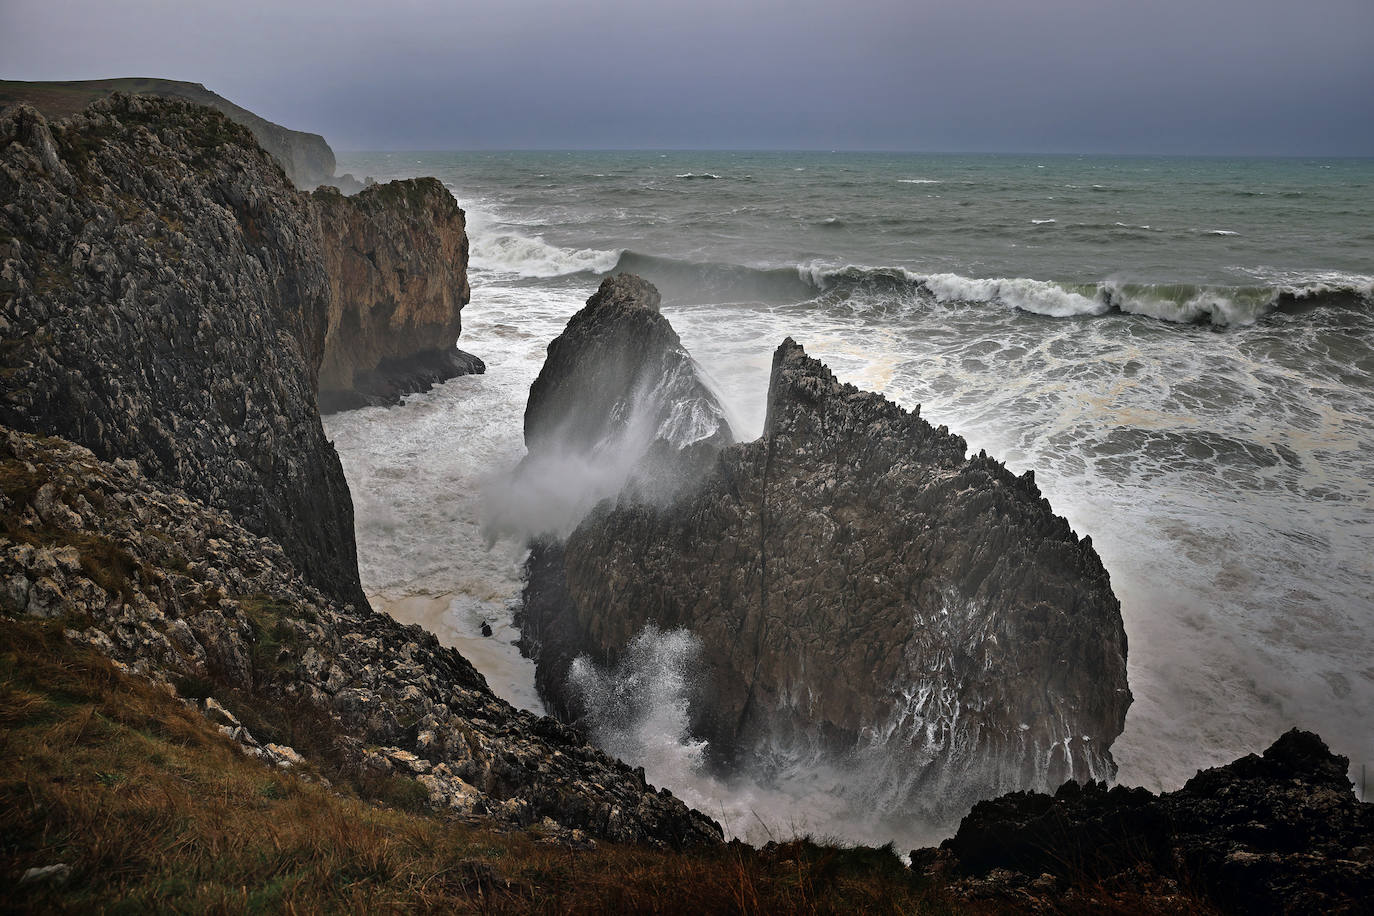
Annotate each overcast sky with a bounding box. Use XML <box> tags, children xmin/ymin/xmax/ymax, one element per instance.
<box><xmin>3</xmin><ymin>0</ymin><xmax>1372</xmax><ymax>154</ymax></box>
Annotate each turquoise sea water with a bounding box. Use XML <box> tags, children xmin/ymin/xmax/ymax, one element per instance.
<box><xmin>326</xmin><ymin>150</ymin><xmax>1374</xmax><ymax>845</ymax></box>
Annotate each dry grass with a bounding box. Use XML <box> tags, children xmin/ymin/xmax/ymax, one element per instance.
<box><xmin>0</xmin><ymin>617</ymin><xmax>965</xmax><ymax>914</ymax></box>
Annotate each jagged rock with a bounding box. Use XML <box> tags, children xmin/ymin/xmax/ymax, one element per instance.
<box><xmin>0</xmin><ymin>427</ymin><xmax>723</xmax><ymax>849</ymax></box>
<box><xmin>522</xmin><ymin>336</ymin><xmax>1130</xmax><ymax>822</ymax></box>
<box><xmin>923</xmin><ymin>729</ymin><xmax>1374</xmax><ymax>914</ymax></box>
<box><xmin>312</xmin><ymin>180</ymin><xmax>482</xmax><ymax>412</ymax></box>
<box><xmin>494</xmin><ymin>274</ymin><xmax>731</xmax><ymax>540</ymax></box>
<box><xmin>262</xmin><ymin>743</ymin><xmax>306</xmax><ymax>769</ymax></box>
<box><xmin>0</xmin><ymin>96</ymin><xmax>363</xmax><ymax>607</ymax></box>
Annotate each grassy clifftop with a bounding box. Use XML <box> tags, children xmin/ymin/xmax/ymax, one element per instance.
<box><xmin>0</xmin><ymin>78</ymin><xmax>335</xmax><ymax>186</ymax></box>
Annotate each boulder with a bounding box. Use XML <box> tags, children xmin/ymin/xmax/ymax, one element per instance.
<box><xmin>927</xmin><ymin>729</ymin><xmax>1374</xmax><ymax>913</ymax></box>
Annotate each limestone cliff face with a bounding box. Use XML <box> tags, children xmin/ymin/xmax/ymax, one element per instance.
<box><xmin>0</xmin><ymin>96</ymin><xmax>363</xmax><ymax>608</ymax></box>
<box><xmin>522</xmin><ymin>333</ymin><xmax>1131</xmax><ymax>821</ymax></box>
<box><xmin>312</xmin><ymin>181</ymin><xmax>481</xmax><ymax>413</ymax></box>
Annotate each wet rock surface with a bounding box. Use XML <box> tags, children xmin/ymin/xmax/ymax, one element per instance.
<box><xmin>0</xmin><ymin>96</ymin><xmax>363</xmax><ymax>607</ymax></box>
<box><xmin>0</xmin><ymin>426</ymin><xmax>723</xmax><ymax>849</ymax></box>
<box><xmin>494</xmin><ymin>274</ymin><xmax>731</xmax><ymax>540</ymax></box>
<box><xmin>919</xmin><ymin>729</ymin><xmax>1374</xmax><ymax>914</ymax></box>
<box><xmin>524</xmin><ymin>273</ymin><xmax>731</xmax><ymax>481</ymax></box>
<box><xmin>312</xmin><ymin>180</ymin><xmax>481</xmax><ymax>412</ymax></box>
<box><xmin>522</xmin><ymin>334</ymin><xmax>1130</xmax><ymax>821</ymax></box>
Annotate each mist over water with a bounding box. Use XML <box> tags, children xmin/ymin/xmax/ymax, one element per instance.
<box><xmin>327</xmin><ymin>150</ymin><xmax>1374</xmax><ymax>844</ymax></box>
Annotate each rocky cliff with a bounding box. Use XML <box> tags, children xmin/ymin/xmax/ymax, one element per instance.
<box><xmin>0</xmin><ymin>78</ymin><xmax>338</xmax><ymax>188</ymax></box>
<box><xmin>917</xmin><ymin>729</ymin><xmax>1374</xmax><ymax>913</ymax></box>
<box><xmin>491</xmin><ymin>274</ymin><xmax>731</xmax><ymax>540</ymax></box>
<box><xmin>0</xmin><ymin>426</ymin><xmax>722</xmax><ymax>848</ymax></box>
<box><xmin>312</xmin><ymin>180</ymin><xmax>483</xmax><ymax>413</ymax></box>
<box><xmin>522</xmin><ymin>330</ymin><xmax>1131</xmax><ymax>821</ymax></box>
<box><xmin>0</xmin><ymin>95</ymin><xmax>364</xmax><ymax>608</ymax></box>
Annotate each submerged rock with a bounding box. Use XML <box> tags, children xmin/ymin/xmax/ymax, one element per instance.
<box><xmin>522</xmin><ymin>334</ymin><xmax>1130</xmax><ymax>823</ymax></box>
<box><xmin>922</xmin><ymin>729</ymin><xmax>1374</xmax><ymax>913</ymax></box>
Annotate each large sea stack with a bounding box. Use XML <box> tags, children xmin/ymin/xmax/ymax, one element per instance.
<box><xmin>521</xmin><ymin>289</ymin><xmax>1132</xmax><ymax>820</ymax></box>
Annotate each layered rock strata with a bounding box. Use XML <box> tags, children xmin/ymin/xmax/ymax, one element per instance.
<box><xmin>312</xmin><ymin>180</ymin><xmax>482</xmax><ymax>413</ymax></box>
<box><xmin>522</xmin><ymin>334</ymin><xmax>1131</xmax><ymax>819</ymax></box>
<box><xmin>918</xmin><ymin>729</ymin><xmax>1373</xmax><ymax>914</ymax></box>
<box><xmin>493</xmin><ymin>274</ymin><xmax>731</xmax><ymax>540</ymax></box>
<box><xmin>0</xmin><ymin>426</ymin><xmax>722</xmax><ymax>847</ymax></box>
<box><xmin>0</xmin><ymin>96</ymin><xmax>364</xmax><ymax>607</ymax></box>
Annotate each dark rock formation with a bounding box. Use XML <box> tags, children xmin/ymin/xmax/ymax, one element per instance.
<box><xmin>0</xmin><ymin>96</ymin><xmax>363</xmax><ymax>607</ymax></box>
<box><xmin>312</xmin><ymin>180</ymin><xmax>482</xmax><ymax>413</ymax></box>
<box><xmin>524</xmin><ymin>274</ymin><xmax>731</xmax><ymax>475</ymax></box>
<box><xmin>0</xmin><ymin>426</ymin><xmax>723</xmax><ymax>848</ymax></box>
<box><xmin>0</xmin><ymin>78</ymin><xmax>338</xmax><ymax>188</ymax></box>
<box><xmin>921</xmin><ymin>729</ymin><xmax>1374</xmax><ymax>914</ymax></box>
<box><xmin>492</xmin><ymin>274</ymin><xmax>731</xmax><ymax>540</ymax></box>
<box><xmin>522</xmin><ymin>335</ymin><xmax>1130</xmax><ymax>821</ymax></box>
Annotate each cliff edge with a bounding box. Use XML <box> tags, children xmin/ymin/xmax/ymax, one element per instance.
<box><xmin>0</xmin><ymin>95</ymin><xmax>364</xmax><ymax>607</ymax></box>
<box><xmin>0</xmin><ymin>78</ymin><xmax>338</xmax><ymax>188</ymax></box>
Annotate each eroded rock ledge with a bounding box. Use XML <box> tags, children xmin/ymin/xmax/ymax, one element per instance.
<box><xmin>0</xmin><ymin>426</ymin><xmax>722</xmax><ymax>848</ymax></box>
<box><xmin>522</xmin><ymin>330</ymin><xmax>1131</xmax><ymax>822</ymax></box>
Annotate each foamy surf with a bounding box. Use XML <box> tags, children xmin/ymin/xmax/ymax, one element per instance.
<box><xmin>332</xmin><ymin>148</ymin><xmax>1374</xmax><ymax>852</ymax></box>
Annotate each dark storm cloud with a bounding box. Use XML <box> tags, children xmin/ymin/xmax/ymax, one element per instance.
<box><xmin>3</xmin><ymin>0</ymin><xmax>1371</xmax><ymax>153</ymax></box>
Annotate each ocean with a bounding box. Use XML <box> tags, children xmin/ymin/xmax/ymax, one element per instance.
<box><xmin>323</xmin><ymin>150</ymin><xmax>1374</xmax><ymax>847</ymax></box>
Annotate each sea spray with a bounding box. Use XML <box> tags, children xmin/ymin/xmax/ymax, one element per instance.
<box><xmin>567</xmin><ymin>625</ymin><xmax>954</xmax><ymax>849</ymax></box>
<box><xmin>332</xmin><ymin>149</ymin><xmax>1374</xmax><ymax>843</ymax></box>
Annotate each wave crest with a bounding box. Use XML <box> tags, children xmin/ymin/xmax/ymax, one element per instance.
<box><xmin>471</xmin><ymin>232</ymin><xmax>622</xmax><ymax>278</ymax></box>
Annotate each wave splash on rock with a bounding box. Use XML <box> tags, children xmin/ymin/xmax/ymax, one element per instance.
<box><xmin>516</xmin><ymin>274</ymin><xmax>1131</xmax><ymax>834</ymax></box>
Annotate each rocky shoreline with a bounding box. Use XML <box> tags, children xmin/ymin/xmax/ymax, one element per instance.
<box><xmin>2</xmin><ymin>88</ymin><xmax>1369</xmax><ymax>913</ymax></box>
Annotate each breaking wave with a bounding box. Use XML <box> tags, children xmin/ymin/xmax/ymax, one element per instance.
<box><xmin>578</xmin><ymin>250</ymin><xmax>1373</xmax><ymax>327</ymax></box>
<box><xmin>470</xmin><ymin>230</ymin><xmax>621</xmax><ymax>278</ymax></box>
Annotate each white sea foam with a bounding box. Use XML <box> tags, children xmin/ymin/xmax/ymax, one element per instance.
<box><xmin>1201</xmin><ymin>229</ymin><xmax>1240</xmax><ymax>236</ymax></box>
<box><xmin>569</xmin><ymin>625</ymin><xmax>951</xmax><ymax>848</ymax></box>
<box><xmin>470</xmin><ymin>232</ymin><xmax>621</xmax><ymax>278</ymax></box>
<box><xmin>922</xmin><ymin>273</ymin><xmax>1108</xmax><ymax>317</ymax></box>
<box><xmin>898</xmin><ymin>178</ymin><xmax>941</xmax><ymax>184</ymax></box>
<box><xmin>1030</xmin><ymin>218</ymin><xmax>1057</xmax><ymax>225</ymax></box>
